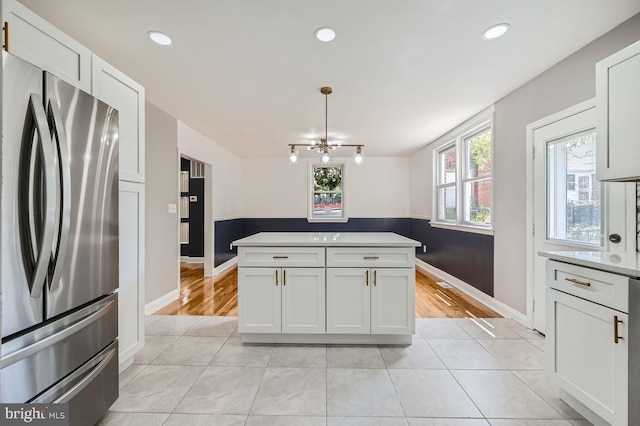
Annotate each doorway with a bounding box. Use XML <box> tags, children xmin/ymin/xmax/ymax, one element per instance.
<box><xmin>527</xmin><ymin>99</ymin><xmax>629</xmax><ymax>334</ymax></box>
<box><xmin>180</xmin><ymin>157</ymin><xmax>206</xmax><ymax>262</ymax></box>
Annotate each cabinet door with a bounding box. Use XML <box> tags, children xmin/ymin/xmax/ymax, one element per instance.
<box><xmin>92</xmin><ymin>55</ymin><xmax>145</xmax><ymax>183</ymax></box>
<box><xmin>546</xmin><ymin>288</ymin><xmax>627</xmax><ymax>425</ymax></box>
<box><xmin>326</xmin><ymin>268</ymin><xmax>370</xmax><ymax>334</ymax></box>
<box><xmin>118</xmin><ymin>181</ymin><xmax>145</xmax><ymax>367</ymax></box>
<box><xmin>282</xmin><ymin>268</ymin><xmax>325</xmax><ymax>334</ymax></box>
<box><xmin>2</xmin><ymin>0</ymin><xmax>91</xmax><ymax>92</ymax></box>
<box><xmin>238</xmin><ymin>268</ymin><xmax>281</xmax><ymax>333</ymax></box>
<box><xmin>371</xmin><ymin>268</ymin><xmax>415</xmax><ymax>335</ymax></box>
<box><xmin>596</xmin><ymin>40</ymin><xmax>640</xmax><ymax>181</ymax></box>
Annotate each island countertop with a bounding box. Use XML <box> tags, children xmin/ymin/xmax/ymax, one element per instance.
<box><xmin>232</xmin><ymin>232</ymin><xmax>421</xmax><ymax>247</ymax></box>
<box><xmin>539</xmin><ymin>250</ymin><xmax>640</xmax><ymax>277</ymax></box>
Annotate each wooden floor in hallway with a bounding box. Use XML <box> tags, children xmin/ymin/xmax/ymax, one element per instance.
<box><xmin>154</xmin><ymin>263</ymin><xmax>500</xmax><ymax>318</ymax></box>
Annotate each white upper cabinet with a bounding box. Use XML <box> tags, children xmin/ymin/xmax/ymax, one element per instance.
<box><xmin>2</xmin><ymin>0</ymin><xmax>91</xmax><ymax>92</ymax></box>
<box><xmin>596</xmin><ymin>40</ymin><xmax>640</xmax><ymax>181</ymax></box>
<box><xmin>92</xmin><ymin>55</ymin><xmax>145</xmax><ymax>183</ymax></box>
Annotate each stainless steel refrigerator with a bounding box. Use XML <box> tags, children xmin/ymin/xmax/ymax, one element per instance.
<box><xmin>0</xmin><ymin>51</ymin><xmax>119</xmax><ymax>425</ymax></box>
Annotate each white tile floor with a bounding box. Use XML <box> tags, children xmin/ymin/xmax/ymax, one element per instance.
<box><xmin>99</xmin><ymin>316</ymin><xmax>593</xmax><ymax>426</ymax></box>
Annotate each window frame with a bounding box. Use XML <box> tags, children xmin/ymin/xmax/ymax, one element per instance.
<box><xmin>308</xmin><ymin>162</ymin><xmax>348</xmax><ymax>223</ymax></box>
<box><xmin>433</xmin><ymin>115</ymin><xmax>494</xmax><ymax>233</ymax></box>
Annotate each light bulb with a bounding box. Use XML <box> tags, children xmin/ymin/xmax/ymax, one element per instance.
<box><xmin>482</xmin><ymin>23</ymin><xmax>510</xmax><ymax>40</ymax></box>
<box><xmin>148</xmin><ymin>31</ymin><xmax>173</xmax><ymax>45</ymax></box>
<box><xmin>289</xmin><ymin>147</ymin><xmax>298</xmax><ymax>165</ymax></box>
<box><xmin>321</xmin><ymin>152</ymin><xmax>330</xmax><ymax>165</ymax></box>
<box><xmin>354</xmin><ymin>146</ymin><xmax>364</xmax><ymax>166</ymax></box>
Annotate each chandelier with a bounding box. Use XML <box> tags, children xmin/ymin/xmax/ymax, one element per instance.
<box><xmin>288</xmin><ymin>87</ymin><xmax>364</xmax><ymax>166</ymax></box>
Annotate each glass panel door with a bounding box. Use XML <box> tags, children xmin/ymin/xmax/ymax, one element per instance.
<box><xmin>546</xmin><ymin>130</ymin><xmax>602</xmax><ymax>246</ymax></box>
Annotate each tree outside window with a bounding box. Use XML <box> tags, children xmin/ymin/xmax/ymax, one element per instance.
<box><xmin>312</xmin><ymin>166</ymin><xmax>343</xmax><ymax>219</ymax></box>
<box><xmin>435</xmin><ymin>122</ymin><xmax>492</xmax><ymax>228</ymax></box>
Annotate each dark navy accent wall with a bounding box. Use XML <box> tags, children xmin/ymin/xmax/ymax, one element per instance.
<box><xmin>214</xmin><ymin>219</ymin><xmax>244</xmax><ymax>267</ymax></box>
<box><xmin>213</xmin><ymin>217</ymin><xmax>494</xmax><ymax>297</ymax></box>
<box><xmin>242</xmin><ymin>218</ymin><xmax>411</xmax><ymax>236</ymax></box>
<box><xmin>409</xmin><ymin>218</ymin><xmax>494</xmax><ymax>297</ymax></box>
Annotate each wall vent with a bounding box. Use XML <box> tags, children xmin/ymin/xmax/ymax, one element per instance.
<box><xmin>191</xmin><ymin>160</ymin><xmax>205</xmax><ymax>178</ymax></box>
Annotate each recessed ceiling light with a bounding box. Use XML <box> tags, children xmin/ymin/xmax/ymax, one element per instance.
<box><xmin>148</xmin><ymin>31</ymin><xmax>172</xmax><ymax>46</ymax></box>
<box><xmin>314</xmin><ymin>27</ymin><xmax>336</xmax><ymax>42</ymax></box>
<box><xmin>482</xmin><ymin>23</ymin><xmax>510</xmax><ymax>40</ymax></box>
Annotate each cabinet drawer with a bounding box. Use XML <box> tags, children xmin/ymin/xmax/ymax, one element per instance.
<box><xmin>546</xmin><ymin>260</ymin><xmax>629</xmax><ymax>313</ymax></box>
<box><xmin>238</xmin><ymin>247</ymin><xmax>325</xmax><ymax>267</ymax></box>
<box><xmin>327</xmin><ymin>247</ymin><xmax>414</xmax><ymax>268</ymax></box>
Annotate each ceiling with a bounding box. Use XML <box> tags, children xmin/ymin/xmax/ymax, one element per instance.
<box><xmin>20</xmin><ymin>0</ymin><xmax>640</xmax><ymax>158</ymax></box>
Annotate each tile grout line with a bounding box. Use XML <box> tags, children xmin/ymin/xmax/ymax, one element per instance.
<box><xmin>244</xmin><ymin>344</ymin><xmax>274</xmax><ymax>420</ymax></box>
<box><xmin>158</xmin><ymin>318</ymin><xmax>238</xmax><ymax>419</ymax></box>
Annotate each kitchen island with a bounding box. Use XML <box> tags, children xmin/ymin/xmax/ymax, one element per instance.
<box><xmin>233</xmin><ymin>232</ymin><xmax>420</xmax><ymax>344</ymax></box>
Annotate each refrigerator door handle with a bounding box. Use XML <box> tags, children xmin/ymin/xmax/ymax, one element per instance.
<box><xmin>47</xmin><ymin>99</ymin><xmax>71</xmax><ymax>292</ymax></box>
<box><xmin>52</xmin><ymin>344</ymin><xmax>116</xmax><ymax>403</ymax></box>
<box><xmin>0</xmin><ymin>295</ymin><xmax>116</xmax><ymax>369</ymax></box>
<box><xmin>26</xmin><ymin>93</ymin><xmax>57</xmax><ymax>299</ymax></box>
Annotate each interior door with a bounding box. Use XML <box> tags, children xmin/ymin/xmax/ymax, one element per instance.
<box><xmin>533</xmin><ymin>105</ymin><xmax>627</xmax><ymax>333</ymax></box>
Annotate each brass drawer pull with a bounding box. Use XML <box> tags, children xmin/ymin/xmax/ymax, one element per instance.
<box><xmin>614</xmin><ymin>315</ymin><xmax>623</xmax><ymax>344</ymax></box>
<box><xmin>363</xmin><ymin>256</ymin><xmax>380</xmax><ymax>260</ymax></box>
<box><xmin>283</xmin><ymin>270</ymin><xmax>286</xmax><ymax>286</ymax></box>
<box><xmin>3</xmin><ymin>22</ymin><xmax>8</xmax><ymax>52</ymax></box>
<box><xmin>275</xmin><ymin>270</ymin><xmax>278</xmax><ymax>286</ymax></box>
<box><xmin>565</xmin><ymin>277</ymin><xmax>591</xmax><ymax>287</ymax></box>
<box><xmin>365</xmin><ymin>270</ymin><xmax>369</xmax><ymax>286</ymax></box>
<box><xmin>374</xmin><ymin>270</ymin><xmax>377</xmax><ymax>286</ymax></box>
<box><xmin>273</xmin><ymin>255</ymin><xmax>289</xmax><ymax>259</ymax></box>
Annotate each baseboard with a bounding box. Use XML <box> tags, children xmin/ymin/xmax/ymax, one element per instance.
<box><xmin>180</xmin><ymin>256</ymin><xmax>205</xmax><ymax>263</ymax></box>
<box><xmin>144</xmin><ymin>288</ymin><xmax>179</xmax><ymax>315</ymax></box>
<box><xmin>214</xmin><ymin>256</ymin><xmax>238</xmax><ymax>277</ymax></box>
<box><xmin>415</xmin><ymin>259</ymin><xmax>528</xmax><ymax>326</ymax></box>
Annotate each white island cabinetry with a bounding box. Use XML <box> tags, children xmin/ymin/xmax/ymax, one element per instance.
<box><xmin>234</xmin><ymin>232</ymin><xmax>420</xmax><ymax>345</ymax></box>
<box><xmin>326</xmin><ymin>247</ymin><xmax>415</xmax><ymax>335</ymax></box>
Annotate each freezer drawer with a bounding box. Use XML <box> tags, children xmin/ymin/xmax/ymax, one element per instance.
<box><xmin>0</xmin><ymin>293</ymin><xmax>117</xmax><ymax>403</ymax></box>
<box><xmin>31</xmin><ymin>341</ymin><xmax>118</xmax><ymax>426</ymax></box>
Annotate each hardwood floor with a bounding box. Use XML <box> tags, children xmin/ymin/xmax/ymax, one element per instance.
<box><xmin>155</xmin><ymin>263</ymin><xmax>500</xmax><ymax>318</ymax></box>
<box><xmin>154</xmin><ymin>263</ymin><xmax>237</xmax><ymax>316</ymax></box>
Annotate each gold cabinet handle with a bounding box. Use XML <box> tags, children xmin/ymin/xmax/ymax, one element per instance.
<box><xmin>565</xmin><ymin>277</ymin><xmax>591</xmax><ymax>287</ymax></box>
<box><xmin>374</xmin><ymin>270</ymin><xmax>377</xmax><ymax>286</ymax></box>
<box><xmin>273</xmin><ymin>255</ymin><xmax>289</xmax><ymax>259</ymax></box>
<box><xmin>363</xmin><ymin>256</ymin><xmax>379</xmax><ymax>260</ymax></box>
<box><xmin>365</xmin><ymin>270</ymin><xmax>369</xmax><ymax>286</ymax></box>
<box><xmin>614</xmin><ymin>315</ymin><xmax>623</xmax><ymax>344</ymax></box>
<box><xmin>275</xmin><ymin>270</ymin><xmax>278</xmax><ymax>286</ymax></box>
<box><xmin>283</xmin><ymin>270</ymin><xmax>286</xmax><ymax>286</ymax></box>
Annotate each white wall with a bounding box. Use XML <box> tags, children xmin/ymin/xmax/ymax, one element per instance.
<box><xmin>145</xmin><ymin>102</ymin><xmax>179</xmax><ymax>304</ymax></box>
<box><xmin>241</xmin><ymin>156</ymin><xmax>411</xmax><ymax>218</ymax></box>
<box><xmin>409</xmin><ymin>147</ymin><xmax>432</xmax><ymax>220</ymax></box>
<box><xmin>409</xmin><ymin>13</ymin><xmax>640</xmax><ymax>315</ymax></box>
<box><xmin>177</xmin><ymin>122</ymin><xmax>243</xmax><ymax>221</ymax></box>
<box><xmin>492</xmin><ymin>14</ymin><xmax>640</xmax><ymax>314</ymax></box>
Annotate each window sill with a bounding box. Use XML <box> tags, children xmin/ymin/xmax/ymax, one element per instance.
<box><xmin>307</xmin><ymin>217</ymin><xmax>349</xmax><ymax>223</ymax></box>
<box><xmin>430</xmin><ymin>221</ymin><xmax>494</xmax><ymax>236</ymax></box>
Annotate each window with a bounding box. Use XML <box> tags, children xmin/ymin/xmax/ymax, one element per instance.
<box><xmin>546</xmin><ymin>130</ymin><xmax>601</xmax><ymax>246</ymax></box>
<box><xmin>309</xmin><ymin>165</ymin><xmax>345</xmax><ymax>221</ymax></box>
<box><xmin>435</xmin><ymin>122</ymin><xmax>492</xmax><ymax>229</ymax></box>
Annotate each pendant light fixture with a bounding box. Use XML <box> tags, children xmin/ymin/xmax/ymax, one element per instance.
<box><xmin>288</xmin><ymin>87</ymin><xmax>364</xmax><ymax>166</ymax></box>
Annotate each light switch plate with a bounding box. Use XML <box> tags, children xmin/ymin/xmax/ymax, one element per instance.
<box><xmin>168</xmin><ymin>203</ymin><xmax>177</xmax><ymax>214</ymax></box>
